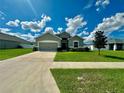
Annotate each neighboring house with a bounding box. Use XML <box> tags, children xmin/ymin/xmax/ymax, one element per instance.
<box><xmin>107</xmin><ymin>38</ymin><xmax>124</xmax><ymax>50</ymax></box>
<box><xmin>89</xmin><ymin>38</ymin><xmax>124</xmax><ymax>51</ymax></box>
<box><xmin>36</xmin><ymin>32</ymin><xmax>84</xmax><ymax>51</ymax></box>
<box><xmin>0</xmin><ymin>32</ymin><xmax>32</xmax><ymax>49</ymax></box>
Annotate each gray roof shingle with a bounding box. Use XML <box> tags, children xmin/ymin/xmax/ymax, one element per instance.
<box><xmin>0</xmin><ymin>32</ymin><xmax>30</xmax><ymax>44</ymax></box>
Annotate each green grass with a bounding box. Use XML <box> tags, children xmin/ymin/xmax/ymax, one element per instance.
<box><xmin>51</xmin><ymin>69</ymin><xmax>124</xmax><ymax>93</ymax></box>
<box><xmin>54</xmin><ymin>51</ymin><xmax>124</xmax><ymax>62</ymax></box>
<box><xmin>0</xmin><ymin>49</ymin><xmax>32</xmax><ymax>60</ymax></box>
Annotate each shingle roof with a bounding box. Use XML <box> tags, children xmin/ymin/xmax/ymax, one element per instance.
<box><xmin>0</xmin><ymin>32</ymin><xmax>30</xmax><ymax>44</ymax></box>
<box><xmin>69</xmin><ymin>35</ymin><xmax>84</xmax><ymax>40</ymax></box>
<box><xmin>108</xmin><ymin>38</ymin><xmax>124</xmax><ymax>43</ymax></box>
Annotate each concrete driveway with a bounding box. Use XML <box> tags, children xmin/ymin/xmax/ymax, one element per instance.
<box><xmin>0</xmin><ymin>51</ymin><xmax>60</xmax><ymax>93</ymax></box>
<box><xmin>1</xmin><ymin>51</ymin><xmax>124</xmax><ymax>93</ymax></box>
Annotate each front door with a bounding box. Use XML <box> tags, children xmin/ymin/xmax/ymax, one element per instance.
<box><xmin>109</xmin><ymin>44</ymin><xmax>114</xmax><ymax>50</ymax></box>
<box><xmin>117</xmin><ymin>44</ymin><xmax>123</xmax><ymax>50</ymax></box>
<box><xmin>62</xmin><ymin>43</ymin><xmax>68</xmax><ymax>50</ymax></box>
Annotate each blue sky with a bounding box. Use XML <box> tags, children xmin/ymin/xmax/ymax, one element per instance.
<box><xmin>0</xmin><ymin>0</ymin><xmax>124</xmax><ymax>42</ymax></box>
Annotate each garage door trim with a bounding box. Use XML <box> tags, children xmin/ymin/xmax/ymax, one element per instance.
<box><xmin>38</xmin><ymin>40</ymin><xmax>59</xmax><ymax>51</ymax></box>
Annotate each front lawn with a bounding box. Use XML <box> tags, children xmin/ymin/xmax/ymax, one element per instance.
<box><xmin>54</xmin><ymin>51</ymin><xmax>124</xmax><ymax>62</ymax></box>
<box><xmin>51</xmin><ymin>69</ymin><xmax>124</xmax><ymax>93</ymax></box>
<box><xmin>0</xmin><ymin>49</ymin><xmax>32</xmax><ymax>60</ymax></box>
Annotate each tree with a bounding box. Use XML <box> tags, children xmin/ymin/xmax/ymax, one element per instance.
<box><xmin>93</xmin><ymin>31</ymin><xmax>107</xmax><ymax>55</ymax></box>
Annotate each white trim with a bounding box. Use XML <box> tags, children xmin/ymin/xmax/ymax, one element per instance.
<box><xmin>73</xmin><ymin>40</ymin><xmax>79</xmax><ymax>48</ymax></box>
<box><xmin>38</xmin><ymin>40</ymin><xmax>58</xmax><ymax>43</ymax></box>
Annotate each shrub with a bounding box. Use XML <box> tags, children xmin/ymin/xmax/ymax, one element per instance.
<box><xmin>57</xmin><ymin>48</ymin><xmax>62</xmax><ymax>51</ymax></box>
<box><xmin>16</xmin><ymin>45</ymin><xmax>23</xmax><ymax>49</ymax></box>
<box><xmin>84</xmin><ymin>47</ymin><xmax>90</xmax><ymax>52</ymax></box>
<box><xmin>69</xmin><ymin>47</ymin><xmax>90</xmax><ymax>52</ymax></box>
<box><xmin>33</xmin><ymin>46</ymin><xmax>38</xmax><ymax>51</ymax></box>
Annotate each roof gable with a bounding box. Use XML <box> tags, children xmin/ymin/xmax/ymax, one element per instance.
<box><xmin>0</xmin><ymin>32</ymin><xmax>30</xmax><ymax>43</ymax></box>
<box><xmin>69</xmin><ymin>35</ymin><xmax>83</xmax><ymax>40</ymax></box>
<box><xmin>36</xmin><ymin>32</ymin><xmax>61</xmax><ymax>41</ymax></box>
<box><xmin>108</xmin><ymin>38</ymin><xmax>124</xmax><ymax>43</ymax></box>
<box><xmin>56</xmin><ymin>31</ymin><xmax>71</xmax><ymax>38</ymax></box>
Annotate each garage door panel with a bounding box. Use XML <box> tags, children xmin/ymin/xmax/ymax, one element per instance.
<box><xmin>39</xmin><ymin>42</ymin><xmax>58</xmax><ymax>51</ymax></box>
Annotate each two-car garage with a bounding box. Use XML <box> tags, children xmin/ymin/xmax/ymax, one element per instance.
<box><xmin>39</xmin><ymin>41</ymin><xmax>58</xmax><ymax>51</ymax></box>
<box><xmin>36</xmin><ymin>32</ymin><xmax>61</xmax><ymax>51</ymax></box>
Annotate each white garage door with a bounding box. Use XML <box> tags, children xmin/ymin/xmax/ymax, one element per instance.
<box><xmin>39</xmin><ymin>42</ymin><xmax>58</xmax><ymax>51</ymax></box>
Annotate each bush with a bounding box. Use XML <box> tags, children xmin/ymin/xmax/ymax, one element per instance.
<box><xmin>33</xmin><ymin>46</ymin><xmax>38</xmax><ymax>51</ymax></box>
<box><xmin>84</xmin><ymin>47</ymin><xmax>90</xmax><ymax>52</ymax></box>
<box><xmin>69</xmin><ymin>47</ymin><xmax>90</xmax><ymax>52</ymax></box>
<box><xmin>16</xmin><ymin>45</ymin><xmax>23</xmax><ymax>49</ymax></box>
<box><xmin>57</xmin><ymin>48</ymin><xmax>62</xmax><ymax>51</ymax></box>
<box><xmin>57</xmin><ymin>48</ymin><xmax>70</xmax><ymax>51</ymax></box>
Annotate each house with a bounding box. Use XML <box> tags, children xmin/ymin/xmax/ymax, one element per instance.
<box><xmin>0</xmin><ymin>32</ymin><xmax>32</xmax><ymax>49</ymax></box>
<box><xmin>107</xmin><ymin>38</ymin><xmax>124</xmax><ymax>50</ymax></box>
<box><xmin>89</xmin><ymin>38</ymin><xmax>124</xmax><ymax>51</ymax></box>
<box><xmin>36</xmin><ymin>32</ymin><xmax>84</xmax><ymax>51</ymax></box>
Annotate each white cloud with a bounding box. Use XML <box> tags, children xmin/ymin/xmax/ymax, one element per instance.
<box><xmin>0</xmin><ymin>28</ymin><xmax>11</xmax><ymax>33</ymax></box>
<box><xmin>78</xmin><ymin>31</ymin><xmax>89</xmax><ymax>37</ymax></box>
<box><xmin>44</xmin><ymin>27</ymin><xmax>56</xmax><ymax>34</ymax></box>
<box><xmin>6</xmin><ymin>19</ymin><xmax>20</xmax><ymax>27</ymax></box>
<box><xmin>82</xmin><ymin>31</ymin><xmax>89</xmax><ymax>35</ymax></box>
<box><xmin>21</xmin><ymin>21</ymin><xmax>41</xmax><ymax>32</ymax></box>
<box><xmin>19</xmin><ymin>33</ymin><xmax>38</xmax><ymax>42</ymax></box>
<box><xmin>21</xmin><ymin>14</ymin><xmax>51</xmax><ymax>32</ymax></box>
<box><xmin>0</xmin><ymin>11</ymin><xmax>6</xmax><ymax>20</ymax></box>
<box><xmin>84</xmin><ymin>27</ymin><xmax>88</xmax><ymax>30</ymax></box>
<box><xmin>86</xmin><ymin>12</ymin><xmax>124</xmax><ymax>42</ymax></box>
<box><xmin>95</xmin><ymin>0</ymin><xmax>110</xmax><ymax>11</ymax></box>
<box><xmin>95</xmin><ymin>13</ymin><xmax>124</xmax><ymax>33</ymax></box>
<box><xmin>65</xmin><ymin>15</ymin><xmax>87</xmax><ymax>35</ymax></box>
<box><xmin>57</xmin><ymin>27</ymin><xmax>63</xmax><ymax>32</ymax></box>
<box><xmin>96</xmin><ymin>8</ymin><xmax>100</xmax><ymax>12</ymax></box>
<box><xmin>83</xmin><ymin>0</ymin><xmax>94</xmax><ymax>9</ymax></box>
<box><xmin>102</xmin><ymin>0</ymin><xmax>110</xmax><ymax>6</ymax></box>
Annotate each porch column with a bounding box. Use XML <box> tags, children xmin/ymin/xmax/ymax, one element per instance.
<box><xmin>113</xmin><ymin>43</ymin><xmax>117</xmax><ymax>51</ymax></box>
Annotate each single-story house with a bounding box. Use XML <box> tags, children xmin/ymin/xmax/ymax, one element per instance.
<box><xmin>36</xmin><ymin>31</ymin><xmax>124</xmax><ymax>51</ymax></box>
<box><xmin>89</xmin><ymin>38</ymin><xmax>124</xmax><ymax>51</ymax></box>
<box><xmin>107</xmin><ymin>38</ymin><xmax>124</xmax><ymax>50</ymax></box>
<box><xmin>0</xmin><ymin>32</ymin><xmax>32</xmax><ymax>49</ymax></box>
<box><xmin>36</xmin><ymin>32</ymin><xmax>84</xmax><ymax>51</ymax></box>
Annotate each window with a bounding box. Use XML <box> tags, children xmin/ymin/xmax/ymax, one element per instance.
<box><xmin>73</xmin><ymin>41</ymin><xmax>79</xmax><ymax>48</ymax></box>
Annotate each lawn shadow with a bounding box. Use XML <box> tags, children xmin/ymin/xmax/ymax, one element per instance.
<box><xmin>104</xmin><ymin>55</ymin><xmax>124</xmax><ymax>60</ymax></box>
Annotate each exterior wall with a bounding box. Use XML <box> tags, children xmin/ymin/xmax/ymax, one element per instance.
<box><xmin>89</xmin><ymin>44</ymin><xmax>124</xmax><ymax>51</ymax></box>
<box><xmin>123</xmin><ymin>44</ymin><xmax>124</xmax><ymax>50</ymax></box>
<box><xmin>0</xmin><ymin>40</ymin><xmax>32</xmax><ymax>49</ymax></box>
<box><xmin>0</xmin><ymin>40</ymin><xmax>20</xmax><ymax>49</ymax></box>
<box><xmin>89</xmin><ymin>45</ymin><xmax>109</xmax><ymax>51</ymax></box>
<box><xmin>69</xmin><ymin>36</ymin><xmax>83</xmax><ymax>48</ymax></box>
<box><xmin>36</xmin><ymin>33</ymin><xmax>61</xmax><ymax>47</ymax></box>
<box><xmin>108</xmin><ymin>43</ymin><xmax>124</xmax><ymax>50</ymax></box>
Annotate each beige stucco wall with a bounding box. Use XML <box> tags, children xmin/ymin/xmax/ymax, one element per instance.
<box><xmin>0</xmin><ymin>40</ymin><xmax>20</xmax><ymax>49</ymax></box>
<box><xmin>69</xmin><ymin>36</ymin><xmax>83</xmax><ymax>48</ymax></box>
<box><xmin>36</xmin><ymin>33</ymin><xmax>61</xmax><ymax>47</ymax></box>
